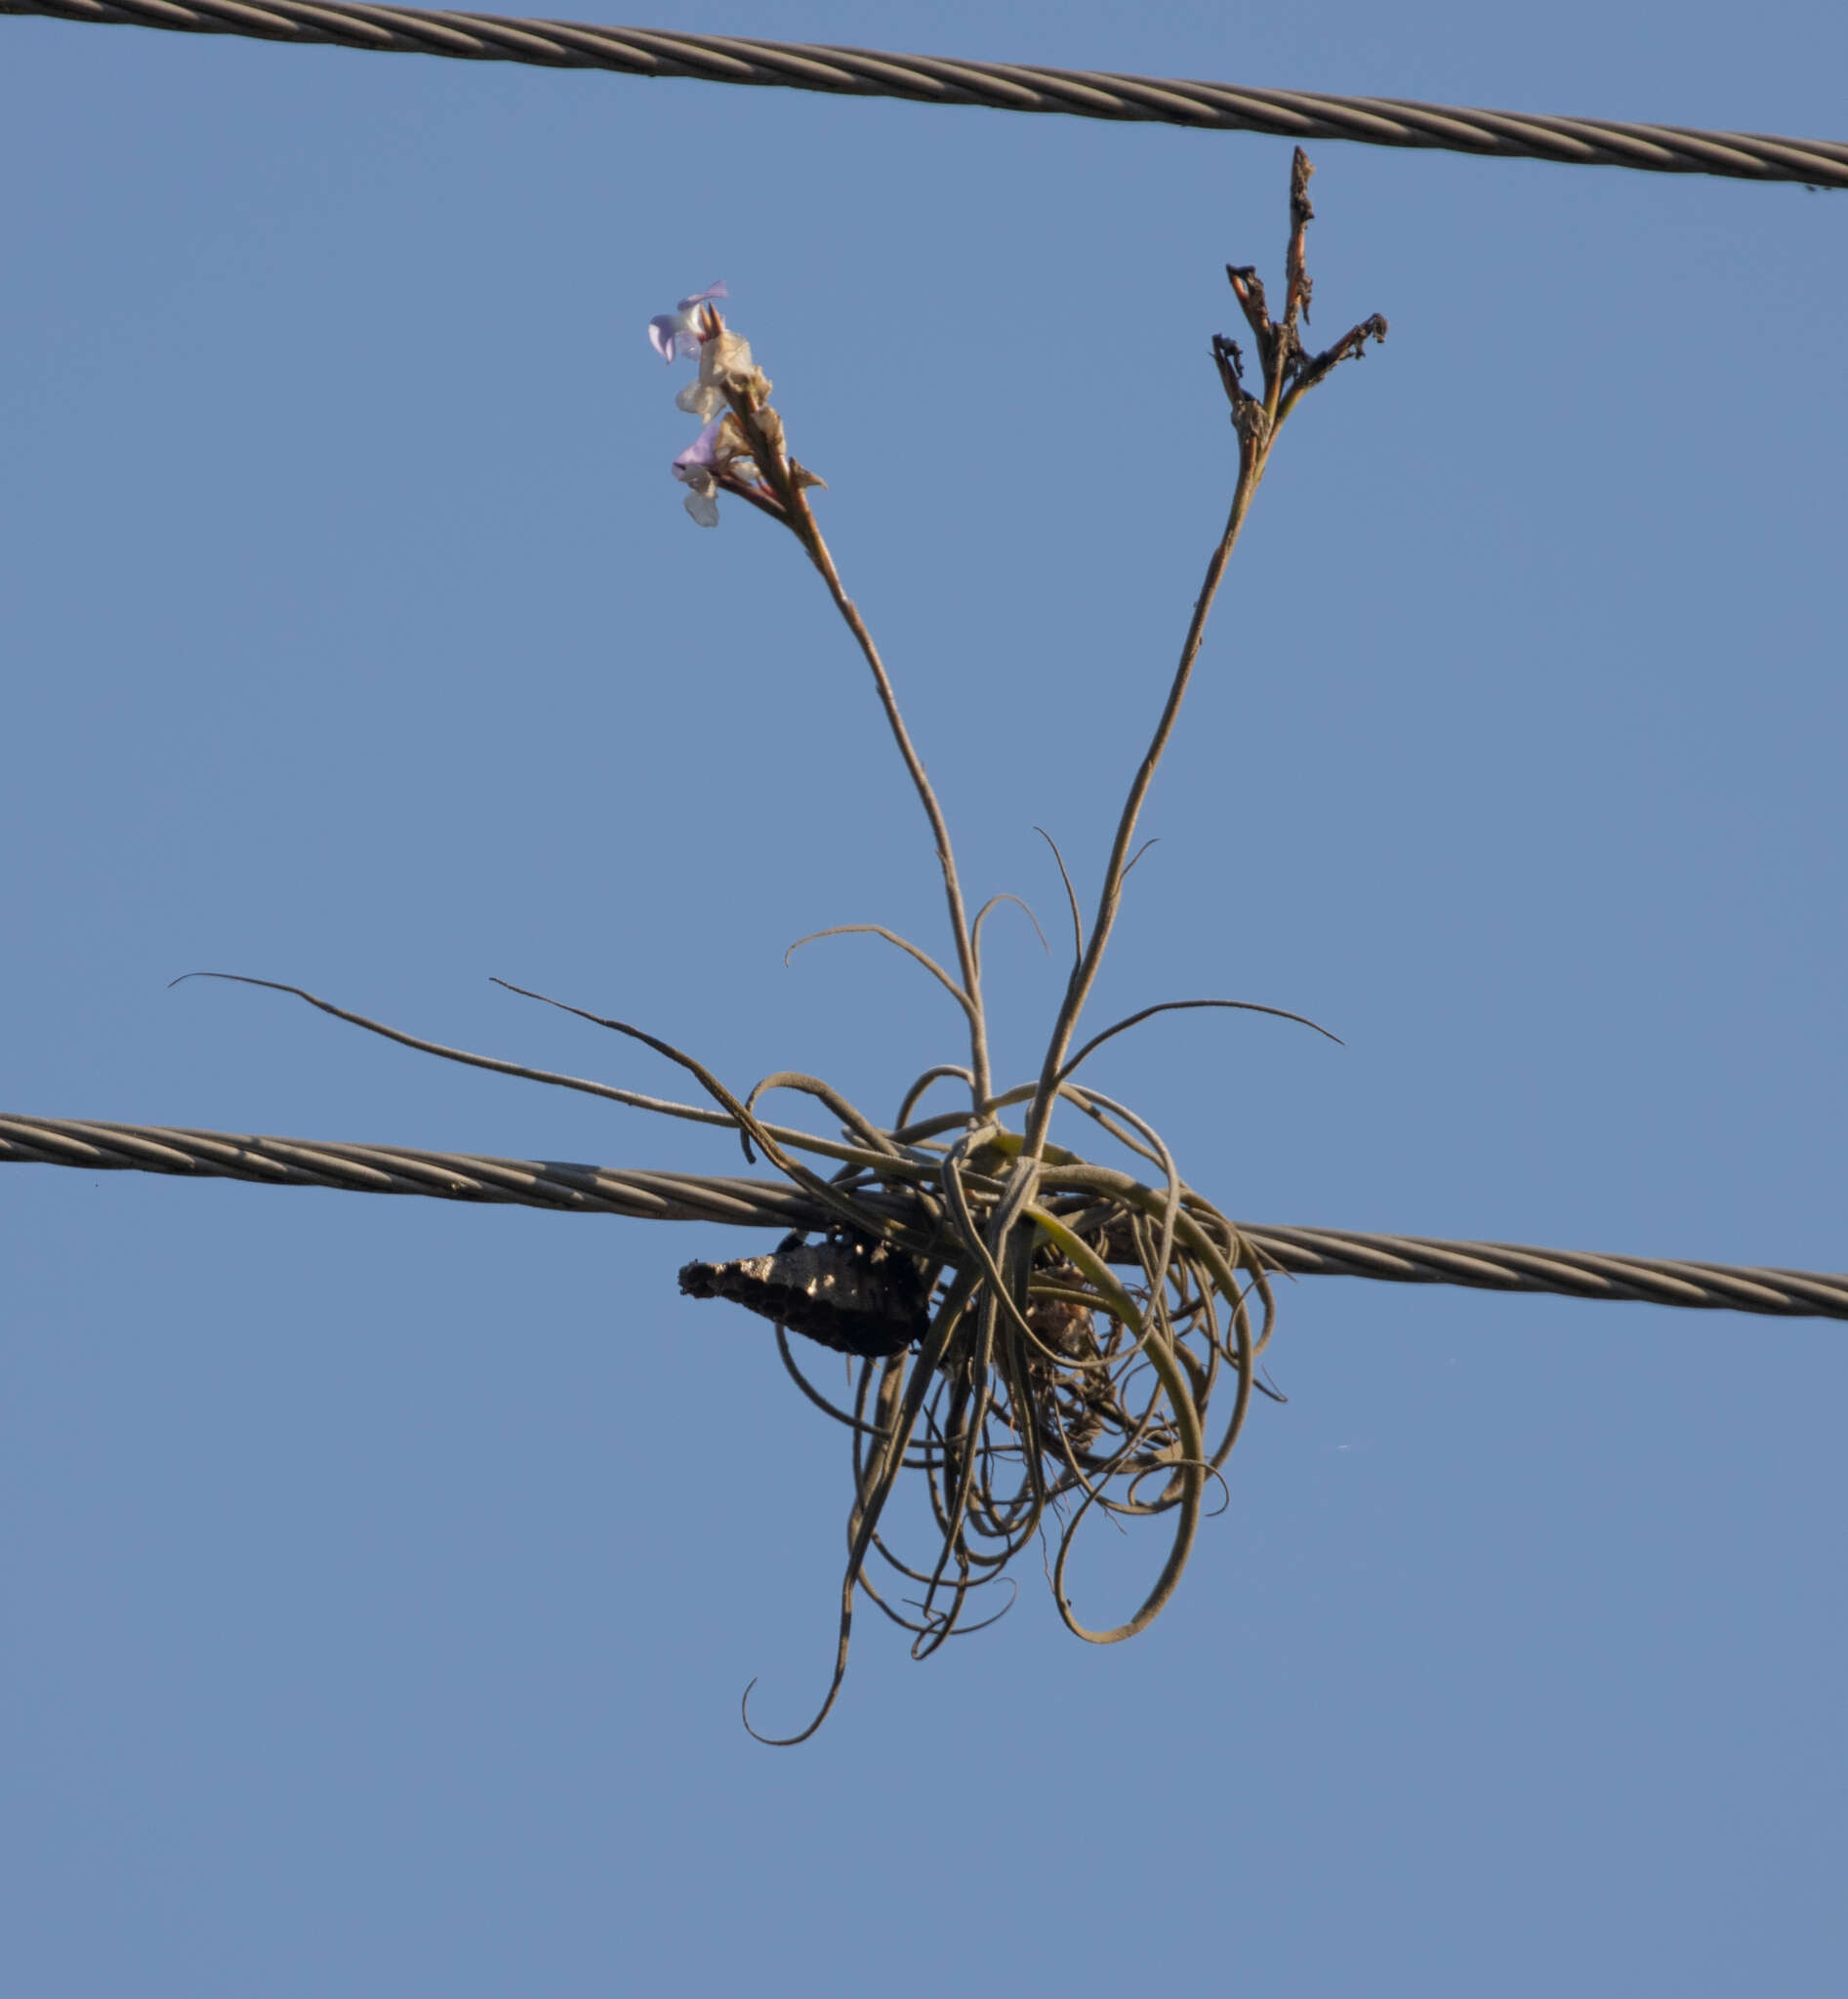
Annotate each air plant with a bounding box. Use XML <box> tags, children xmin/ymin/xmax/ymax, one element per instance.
<box><xmin>195</xmin><ymin>149</ymin><xmax>1385</xmax><ymax>1742</ymax></box>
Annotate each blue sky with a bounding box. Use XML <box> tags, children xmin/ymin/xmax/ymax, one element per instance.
<box><xmin>3</xmin><ymin>3</ymin><xmax>1845</xmax><ymax>1991</ymax></box>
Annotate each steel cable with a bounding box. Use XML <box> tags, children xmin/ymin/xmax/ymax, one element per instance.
<box><xmin>7</xmin><ymin>1112</ymin><xmax>1843</xmax><ymax>1321</ymax></box>
<box><xmin>5</xmin><ymin>1</ymin><xmax>1846</xmax><ymax>188</ymax></box>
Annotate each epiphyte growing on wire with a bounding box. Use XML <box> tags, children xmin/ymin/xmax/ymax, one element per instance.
<box><xmin>211</xmin><ymin>150</ymin><xmax>1382</xmax><ymax>1742</ymax></box>
<box><xmin>630</xmin><ymin>147</ymin><xmax>1382</xmax><ymax>1740</ymax></box>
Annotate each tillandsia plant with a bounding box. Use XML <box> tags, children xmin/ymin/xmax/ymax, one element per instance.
<box><xmin>192</xmin><ymin>150</ymin><xmax>1384</xmax><ymax>1743</ymax></box>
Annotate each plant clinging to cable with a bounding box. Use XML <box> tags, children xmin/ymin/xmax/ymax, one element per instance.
<box><xmin>210</xmin><ymin>150</ymin><xmax>1384</xmax><ymax>1742</ymax></box>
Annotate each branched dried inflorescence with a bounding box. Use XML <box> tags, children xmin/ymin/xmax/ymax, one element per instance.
<box><xmin>207</xmin><ymin>151</ymin><xmax>1384</xmax><ymax>1742</ymax></box>
<box><xmin>1213</xmin><ymin>154</ymin><xmax>1387</xmax><ymax>472</ymax></box>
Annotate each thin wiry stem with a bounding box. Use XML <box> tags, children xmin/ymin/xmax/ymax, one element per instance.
<box><xmin>784</xmin><ymin>924</ymin><xmax>975</xmax><ymax>1023</ymax></box>
<box><xmin>1021</xmin><ymin>457</ymin><xmax>1263</xmax><ymax>1160</ymax></box>
<box><xmin>969</xmin><ymin>893</ymin><xmax>1048</xmax><ymax>977</ymax></box>
<box><xmin>755</xmin><ymin>445</ymin><xmax>992</xmax><ymax>1108</ymax></box>
<box><xmin>1035</xmin><ymin>827</ymin><xmax>1085</xmax><ymax>964</ymax></box>
<box><xmin>1056</xmin><ymin>996</ymin><xmax>1343</xmax><ymax>1086</ymax></box>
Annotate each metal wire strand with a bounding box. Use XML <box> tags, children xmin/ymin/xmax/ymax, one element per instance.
<box><xmin>5</xmin><ymin>2</ymin><xmax>1846</xmax><ymax>188</ymax></box>
<box><xmin>6</xmin><ymin>1112</ymin><xmax>1843</xmax><ymax>1321</ymax></box>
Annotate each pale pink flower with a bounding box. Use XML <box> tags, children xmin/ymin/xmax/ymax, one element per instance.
<box><xmin>646</xmin><ymin>281</ymin><xmax>727</xmax><ymax>363</ymax></box>
<box><xmin>672</xmin><ymin>414</ymin><xmax>759</xmax><ymax>529</ymax></box>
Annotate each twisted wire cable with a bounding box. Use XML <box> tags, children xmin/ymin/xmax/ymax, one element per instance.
<box><xmin>5</xmin><ymin>1</ymin><xmax>1845</xmax><ymax>189</ymax></box>
<box><xmin>7</xmin><ymin>1112</ymin><xmax>1843</xmax><ymax>1321</ymax></box>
